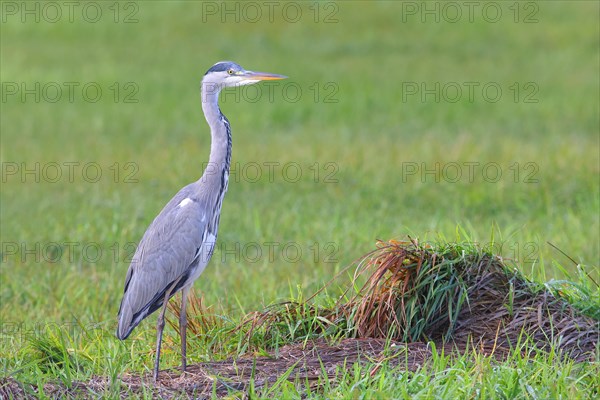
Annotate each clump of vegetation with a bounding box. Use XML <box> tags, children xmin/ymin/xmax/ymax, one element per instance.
<box><xmin>235</xmin><ymin>239</ymin><xmax>599</xmax><ymax>361</ymax></box>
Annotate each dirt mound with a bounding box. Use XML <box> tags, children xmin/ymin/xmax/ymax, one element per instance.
<box><xmin>242</xmin><ymin>240</ymin><xmax>598</xmax><ymax>362</ymax></box>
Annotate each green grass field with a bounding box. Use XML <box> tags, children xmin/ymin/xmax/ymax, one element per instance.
<box><xmin>1</xmin><ymin>1</ymin><xmax>599</xmax><ymax>398</ymax></box>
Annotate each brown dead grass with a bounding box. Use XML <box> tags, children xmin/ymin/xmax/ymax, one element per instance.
<box><xmin>348</xmin><ymin>239</ymin><xmax>599</xmax><ymax>361</ymax></box>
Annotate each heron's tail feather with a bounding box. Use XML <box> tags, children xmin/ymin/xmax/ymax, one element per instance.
<box><xmin>116</xmin><ymin>299</ymin><xmax>137</xmax><ymax>340</ymax></box>
<box><xmin>116</xmin><ymin>283</ymin><xmax>174</xmax><ymax>340</ymax></box>
<box><xmin>116</xmin><ymin>272</ymin><xmax>190</xmax><ymax>340</ymax></box>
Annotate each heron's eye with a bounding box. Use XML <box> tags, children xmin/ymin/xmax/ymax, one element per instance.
<box><xmin>227</xmin><ymin>69</ymin><xmax>234</xmax><ymax>75</ymax></box>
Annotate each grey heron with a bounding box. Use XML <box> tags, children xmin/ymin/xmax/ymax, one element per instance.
<box><xmin>116</xmin><ymin>61</ymin><xmax>286</xmax><ymax>382</ymax></box>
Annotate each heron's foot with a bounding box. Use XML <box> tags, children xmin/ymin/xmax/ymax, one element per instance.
<box><xmin>153</xmin><ymin>361</ymin><xmax>160</xmax><ymax>384</ymax></box>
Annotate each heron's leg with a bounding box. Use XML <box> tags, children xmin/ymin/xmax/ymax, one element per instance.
<box><xmin>153</xmin><ymin>281</ymin><xmax>179</xmax><ymax>383</ymax></box>
<box><xmin>180</xmin><ymin>286</ymin><xmax>190</xmax><ymax>372</ymax></box>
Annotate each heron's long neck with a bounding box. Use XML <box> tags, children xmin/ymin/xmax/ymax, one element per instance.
<box><xmin>200</xmin><ymin>82</ymin><xmax>232</xmax><ymax>192</ymax></box>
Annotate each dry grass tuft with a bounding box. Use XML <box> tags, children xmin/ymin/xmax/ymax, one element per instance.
<box><xmin>167</xmin><ymin>290</ymin><xmax>222</xmax><ymax>338</ymax></box>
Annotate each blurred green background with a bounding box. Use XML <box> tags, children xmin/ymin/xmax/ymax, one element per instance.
<box><xmin>1</xmin><ymin>0</ymin><xmax>598</xmax><ymax>348</ymax></box>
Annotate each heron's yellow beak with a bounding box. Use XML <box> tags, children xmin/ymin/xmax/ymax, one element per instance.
<box><xmin>243</xmin><ymin>71</ymin><xmax>287</xmax><ymax>81</ymax></box>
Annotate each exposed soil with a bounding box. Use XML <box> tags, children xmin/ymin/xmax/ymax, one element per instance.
<box><xmin>2</xmin><ymin>339</ymin><xmax>470</xmax><ymax>399</ymax></box>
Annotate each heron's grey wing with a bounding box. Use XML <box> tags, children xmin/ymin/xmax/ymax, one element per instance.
<box><xmin>117</xmin><ymin>193</ymin><xmax>210</xmax><ymax>339</ymax></box>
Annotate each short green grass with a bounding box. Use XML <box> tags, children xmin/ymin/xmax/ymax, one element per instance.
<box><xmin>1</xmin><ymin>1</ymin><xmax>598</xmax><ymax>398</ymax></box>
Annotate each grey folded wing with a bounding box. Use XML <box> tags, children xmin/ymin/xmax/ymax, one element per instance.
<box><xmin>116</xmin><ymin>195</ymin><xmax>210</xmax><ymax>339</ymax></box>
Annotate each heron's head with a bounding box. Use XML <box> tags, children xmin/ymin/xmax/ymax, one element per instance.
<box><xmin>203</xmin><ymin>61</ymin><xmax>286</xmax><ymax>88</ymax></box>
